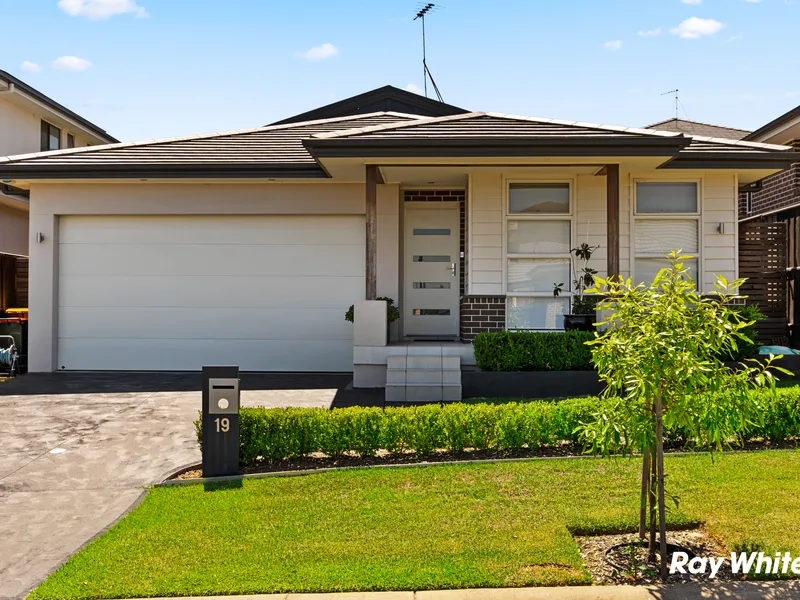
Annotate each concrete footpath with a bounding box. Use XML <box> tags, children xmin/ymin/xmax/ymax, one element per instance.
<box><xmin>139</xmin><ymin>580</ymin><xmax>800</xmax><ymax>600</ymax></box>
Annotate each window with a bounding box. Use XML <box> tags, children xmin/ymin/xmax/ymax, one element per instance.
<box><xmin>745</xmin><ymin>192</ymin><xmax>753</xmax><ymax>215</ymax></box>
<box><xmin>634</xmin><ymin>181</ymin><xmax>700</xmax><ymax>287</ymax></box>
<box><xmin>40</xmin><ymin>121</ymin><xmax>61</xmax><ymax>151</ymax></box>
<box><xmin>506</xmin><ymin>182</ymin><xmax>572</xmax><ymax>330</ymax></box>
<box><xmin>66</xmin><ymin>133</ymin><xmax>75</xmax><ymax>149</ymax></box>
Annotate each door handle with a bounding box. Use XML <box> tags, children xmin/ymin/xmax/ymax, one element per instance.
<box><xmin>449</xmin><ymin>262</ymin><xmax>456</xmax><ymax>277</ymax></box>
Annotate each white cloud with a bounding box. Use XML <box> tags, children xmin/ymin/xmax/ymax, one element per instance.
<box><xmin>638</xmin><ymin>28</ymin><xmax>662</xmax><ymax>37</ymax></box>
<box><xmin>21</xmin><ymin>61</ymin><xmax>41</xmax><ymax>73</ymax></box>
<box><xmin>405</xmin><ymin>83</ymin><xmax>423</xmax><ymax>95</ymax></box>
<box><xmin>604</xmin><ymin>40</ymin><xmax>623</xmax><ymax>50</ymax></box>
<box><xmin>298</xmin><ymin>43</ymin><xmax>339</xmax><ymax>61</ymax></box>
<box><xmin>58</xmin><ymin>0</ymin><xmax>148</xmax><ymax>20</ymax></box>
<box><xmin>744</xmin><ymin>0</ymin><xmax>765</xmax><ymax>3</ymax></box>
<box><xmin>670</xmin><ymin>17</ymin><xmax>725</xmax><ymax>39</ymax></box>
<box><xmin>52</xmin><ymin>56</ymin><xmax>92</xmax><ymax>71</ymax></box>
<box><xmin>682</xmin><ymin>0</ymin><xmax>702</xmax><ymax>4</ymax></box>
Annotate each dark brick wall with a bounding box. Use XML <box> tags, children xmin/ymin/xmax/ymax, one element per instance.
<box><xmin>460</xmin><ymin>296</ymin><xmax>505</xmax><ymax>341</ymax></box>
<box><xmin>739</xmin><ymin>163</ymin><xmax>800</xmax><ymax>219</ymax></box>
<box><xmin>403</xmin><ymin>189</ymin><xmax>466</xmax><ymax>295</ymax></box>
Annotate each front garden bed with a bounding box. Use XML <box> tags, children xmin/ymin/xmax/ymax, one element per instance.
<box><xmin>170</xmin><ymin>438</ymin><xmax>800</xmax><ymax>480</ymax></box>
<box><xmin>196</xmin><ymin>389</ymin><xmax>800</xmax><ymax>468</ymax></box>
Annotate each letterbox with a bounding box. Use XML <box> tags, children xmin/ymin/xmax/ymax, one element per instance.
<box><xmin>202</xmin><ymin>366</ymin><xmax>240</xmax><ymax>478</ymax></box>
<box><xmin>208</xmin><ymin>378</ymin><xmax>239</xmax><ymax>414</ymax></box>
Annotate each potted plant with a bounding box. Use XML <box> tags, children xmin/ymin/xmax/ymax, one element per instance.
<box><xmin>345</xmin><ymin>297</ymin><xmax>401</xmax><ymax>340</ymax></box>
<box><xmin>553</xmin><ymin>242</ymin><xmax>599</xmax><ymax>332</ymax></box>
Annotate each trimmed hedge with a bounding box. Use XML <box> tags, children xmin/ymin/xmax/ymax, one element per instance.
<box><xmin>474</xmin><ymin>330</ymin><xmax>595</xmax><ymax>372</ymax></box>
<box><xmin>195</xmin><ymin>389</ymin><xmax>800</xmax><ymax>466</ymax></box>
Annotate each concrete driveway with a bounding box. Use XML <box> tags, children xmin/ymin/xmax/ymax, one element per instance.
<box><xmin>0</xmin><ymin>372</ymin><xmax>360</xmax><ymax>600</ymax></box>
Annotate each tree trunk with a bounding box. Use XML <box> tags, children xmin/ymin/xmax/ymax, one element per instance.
<box><xmin>648</xmin><ymin>442</ymin><xmax>657</xmax><ymax>563</ymax></box>
<box><xmin>655</xmin><ymin>389</ymin><xmax>668</xmax><ymax>579</ymax></box>
<box><xmin>639</xmin><ymin>445</ymin><xmax>651</xmax><ymax>540</ymax></box>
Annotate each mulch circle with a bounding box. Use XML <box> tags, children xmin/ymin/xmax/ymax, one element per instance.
<box><xmin>576</xmin><ymin>528</ymin><xmax>741</xmax><ymax>585</ymax></box>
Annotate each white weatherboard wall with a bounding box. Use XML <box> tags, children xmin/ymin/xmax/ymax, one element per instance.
<box><xmin>29</xmin><ymin>182</ymin><xmax>367</xmax><ymax>372</ymax></box>
<box><xmin>467</xmin><ymin>170</ymin><xmax>738</xmax><ymax>298</ymax></box>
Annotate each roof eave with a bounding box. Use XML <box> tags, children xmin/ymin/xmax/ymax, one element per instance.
<box><xmin>304</xmin><ymin>137</ymin><xmax>691</xmax><ymax>159</ymax></box>
<box><xmin>744</xmin><ymin>106</ymin><xmax>800</xmax><ymax>142</ymax></box>
<box><xmin>659</xmin><ymin>152</ymin><xmax>798</xmax><ymax>170</ymax></box>
<box><xmin>0</xmin><ymin>163</ymin><xmax>330</xmax><ymax>180</ymax></box>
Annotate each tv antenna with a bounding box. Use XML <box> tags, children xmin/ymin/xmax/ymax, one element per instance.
<box><xmin>661</xmin><ymin>89</ymin><xmax>680</xmax><ymax>120</ymax></box>
<box><xmin>414</xmin><ymin>3</ymin><xmax>444</xmax><ymax>102</ymax></box>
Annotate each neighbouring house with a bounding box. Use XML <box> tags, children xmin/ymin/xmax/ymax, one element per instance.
<box><xmin>735</xmin><ymin>105</ymin><xmax>800</xmax><ymax>343</ymax></box>
<box><xmin>739</xmin><ymin>105</ymin><xmax>800</xmax><ymax>221</ymax></box>
<box><xmin>0</xmin><ymin>85</ymin><xmax>794</xmax><ymax>396</ymax></box>
<box><xmin>0</xmin><ymin>69</ymin><xmax>117</xmax><ymax>311</ymax></box>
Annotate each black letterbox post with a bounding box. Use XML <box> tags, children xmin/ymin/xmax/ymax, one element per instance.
<box><xmin>202</xmin><ymin>365</ymin><xmax>240</xmax><ymax>478</ymax></box>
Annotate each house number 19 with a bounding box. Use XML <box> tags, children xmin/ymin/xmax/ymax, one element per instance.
<box><xmin>215</xmin><ymin>417</ymin><xmax>230</xmax><ymax>433</ymax></box>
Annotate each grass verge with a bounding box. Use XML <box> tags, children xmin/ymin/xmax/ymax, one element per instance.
<box><xmin>30</xmin><ymin>450</ymin><xmax>800</xmax><ymax>599</ymax></box>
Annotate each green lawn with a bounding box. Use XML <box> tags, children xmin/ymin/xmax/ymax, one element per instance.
<box><xmin>32</xmin><ymin>451</ymin><xmax>800</xmax><ymax>600</ymax></box>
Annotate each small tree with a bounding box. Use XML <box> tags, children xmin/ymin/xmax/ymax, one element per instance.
<box><xmin>581</xmin><ymin>251</ymin><xmax>788</xmax><ymax>579</ymax></box>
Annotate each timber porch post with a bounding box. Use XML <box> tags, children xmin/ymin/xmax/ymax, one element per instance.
<box><xmin>606</xmin><ymin>164</ymin><xmax>620</xmax><ymax>279</ymax></box>
<box><xmin>365</xmin><ymin>165</ymin><xmax>382</xmax><ymax>300</ymax></box>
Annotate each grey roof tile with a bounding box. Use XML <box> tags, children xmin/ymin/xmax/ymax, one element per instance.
<box><xmin>0</xmin><ymin>112</ymin><xmax>422</xmax><ymax>168</ymax></box>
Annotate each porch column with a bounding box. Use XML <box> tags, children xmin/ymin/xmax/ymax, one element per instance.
<box><xmin>365</xmin><ymin>165</ymin><xmax>381</xmax><ymax>300</ymax></box>
<box><xmin>606</xmin><ymin>164</ymin><xmax>620</xmax><ymax>279</ymax></box>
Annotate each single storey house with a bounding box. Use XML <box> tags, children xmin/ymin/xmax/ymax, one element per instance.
<box><xmin>0</xmin><ymin>86</ymin><xmax>795</xmax><ymax>390</ymax></box>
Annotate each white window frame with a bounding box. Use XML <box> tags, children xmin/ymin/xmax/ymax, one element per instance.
<box><xmin>503</xmin><ymin>178</ymin><xmax>576</xmax><ymax>330</ymax></box>
<box><xmin>631</xmin><ymin>178</ymin><xmax>703</xmax><ymax>289</ymax></box>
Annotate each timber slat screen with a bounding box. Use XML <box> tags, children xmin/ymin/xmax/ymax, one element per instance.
<box><xmin>785</xmin><ymin>213</ymin><xmax>800</xmax><ymax>346</ymax></box>
<box><xmin>738</xmin><ymin>221</ymin><xmax>787</xmax><ymax>343</ymax></box>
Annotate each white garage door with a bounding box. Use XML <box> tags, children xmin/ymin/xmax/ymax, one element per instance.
<box><xmin>57</xmin><ymin>215</ymin><xmax>364</xmax><ymax>371</ymax></box>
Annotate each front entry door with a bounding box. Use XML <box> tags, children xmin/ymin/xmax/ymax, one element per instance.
<box><xmin>404</xmin><ymin>202</ymin><xmax>460</xmax><ymax>337</ymax></box>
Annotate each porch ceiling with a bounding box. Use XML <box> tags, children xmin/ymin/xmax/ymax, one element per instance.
<box><xmin>380</xmin><ymin>165</ymin><xmax>603</xmax><ymax>186</ymax></box>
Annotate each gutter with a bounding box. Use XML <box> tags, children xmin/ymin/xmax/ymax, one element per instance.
<box><xmin>0</xmin><ymin>163</ymin><xmax>331</xmax><ymax>181</ymax></box>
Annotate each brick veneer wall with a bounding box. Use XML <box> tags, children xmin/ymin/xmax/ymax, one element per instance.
<box><xmin>460</xmin><ymin>296</ymin><xmax>506</xmax><ymax>341</ymax></box>
<box><xmin>739</xmin><ymin>163</ymin><xmax>800</xmax><ymax>219</ymax></box>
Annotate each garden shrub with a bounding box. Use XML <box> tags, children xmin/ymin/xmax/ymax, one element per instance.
<box><xmin>473</xmin><ymin>330</ymin><xmax>595</xmax><ymax>371</ymax></box>
<box><xmin>194</xmin><ymin>388</ymin><xmax>800</xmax><ymax>467</ymax></box>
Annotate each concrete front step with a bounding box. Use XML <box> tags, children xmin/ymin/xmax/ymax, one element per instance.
<box><xmin>387</xmin><ymin>369</ymin><xmax>461</xmax><ymax>385</ymax></box>
<box><xmin>386</xmin><ymin>384</ymin><xmax>462</xmax><ymax>403</ymax></box>
<box><xmin>384</xmin><ymin>347</ymin><xmax>463</xmax><ymax>402</ymax></box>
<box><xmin>387</xmin><ymin>355</ymin><xmax>460</xmax><ymax>370</ymax></box>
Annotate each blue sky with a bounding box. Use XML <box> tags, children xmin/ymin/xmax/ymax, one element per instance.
<box><xmin>2</xmin><ymin>0</ymin><xmax>798</xmax><ymax>142</ymax></box>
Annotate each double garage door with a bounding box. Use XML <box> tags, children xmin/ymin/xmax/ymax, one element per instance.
<box><xmin>57</xmin><ymin>215</ymin><xmax>364</xmax><ymax>371</ymax></box>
